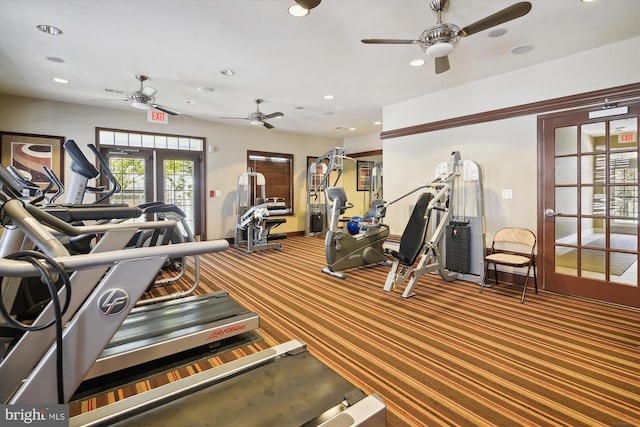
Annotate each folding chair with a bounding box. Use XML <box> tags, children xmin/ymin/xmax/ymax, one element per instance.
<box><xmin>481</xmin><ymin>227</ymin><xmax>537</xmax><ymax>303</ymax></box>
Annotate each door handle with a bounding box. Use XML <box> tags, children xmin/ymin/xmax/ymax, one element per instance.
<box><xmin>544</xmin><ymin>208</ymin><xmax>559</xmax><ymax>217</ymax></box>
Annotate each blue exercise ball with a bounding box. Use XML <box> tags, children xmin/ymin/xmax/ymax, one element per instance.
<box><xmin>347</xmin><ymin>220</ymin><xmax>360</xmax><ymax>234</ymax></box>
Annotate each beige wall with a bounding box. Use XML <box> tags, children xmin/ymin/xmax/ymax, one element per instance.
<box><xmin>0</xmin><ymin>94</ymin><xmax>340</xmax><ymax>239</ymax></box>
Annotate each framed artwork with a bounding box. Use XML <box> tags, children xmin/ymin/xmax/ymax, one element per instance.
<box><xmin>0</xmin><ymin>132</ymin><xmax>64</xmax><ymax>186</ymax></box>
<box><xmin>357</xmin><ymin>160</ymin><xmax>374</xmax><ymax>191</ymax></box>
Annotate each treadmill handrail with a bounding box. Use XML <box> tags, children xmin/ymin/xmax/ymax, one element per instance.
<box><xmin>0</xmin><ymin>198</ymin><xmax>227</xmax><ymax>276</ymax></box>
<box><xmin>0</xmin><ymin>240</ymin><xmax>227</xmax><ymax>277</ymax></box>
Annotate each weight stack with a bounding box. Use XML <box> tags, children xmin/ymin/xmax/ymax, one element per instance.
<box><xmin>445</xmin><ymin>222</ymin><xmax>471</xmax><ymax>273</ymax></box>
<box><xmin>310</xmin><ymin>212</ymin><xmax>324</xmax><ymax>233</ymax></box>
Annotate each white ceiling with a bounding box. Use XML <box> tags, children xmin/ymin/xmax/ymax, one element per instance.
<box><xmin>0</xmin><ymin>0</ymin><xmax>639</xmax><ymax>139</ymax></box>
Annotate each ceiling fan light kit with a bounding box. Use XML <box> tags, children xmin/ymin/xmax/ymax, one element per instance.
<box><xmin>424</xmin><ymin>41</ymin><xmax>455</xmax><ymax>58</ymax></box>
<box><xmin>131</xmin><ymin>101</ymin><xmax>151</xmax><ymax>110</ymax></box>
<box><xmin>288</xmin><ymin>0</ymin><xmax>320</xmax><ymax>17</ymax></box>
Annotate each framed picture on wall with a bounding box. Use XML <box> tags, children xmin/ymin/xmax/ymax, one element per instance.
<box><xmin>357</xmin><ymin>160</ymin><xmax>374</xmax><ymax>191</ymax></box>
<box><xmin>0</xmin><ymin>131</ymin><xmax>65</xmax><ymax>186</ymax></box>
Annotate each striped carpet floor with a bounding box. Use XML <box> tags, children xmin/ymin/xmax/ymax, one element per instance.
<box><xmin>72</xmin><ymin>236</ymin><xmax>640</xmax><ymax>427</ymax></box>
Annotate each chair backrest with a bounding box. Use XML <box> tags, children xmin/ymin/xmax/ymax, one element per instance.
<box><xmin>397</xmin><ymin>192</ymin><xmax>433</xmax><ymax>265</ymax></box>
<box><xmin>491</xmin><ymin>227</ymin><xmax>536</xmax><ymax>255</ymax></box>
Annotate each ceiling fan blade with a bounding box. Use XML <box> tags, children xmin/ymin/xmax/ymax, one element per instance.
<box><xmin>220</xmin><ymin>116</ymin><xmax>248</xmax><ymax>121</ymax></box>
<box><xmin>263</xmin><ymin>121</ymin><xmax>274</xmax><ymax>130</ymax></box>
<box><xmin>265</xmin><ymin>112</ymin><xmax>284</xmax><ymax>120</ymax></box>
<box><xmin>435</xmin><ymin>55</ymin><xmax>450</xmax><ymax>74</ymax></box>
<box><xmin>458</xmin><ymin>2</ymin><xmax>532</xmax><ymax>37</ymax></box>
<box><xmin>141</xmin><ymin>86</ymin><xmax>157</xmax><ymax>97</ymax></box>
<box><xmin>361</xmin><ymin>39</ymin><xmax>419</xmax><ymax>44</ymax></box>
<box><xmin>93</xmin><ymin>98</ymin><xmax>129</xmax><ymax>103</ymax></box>
<box><xmin>151</xmin><ymin>104</ymin><xmax>180</xmax><ymax>116</ymax></box>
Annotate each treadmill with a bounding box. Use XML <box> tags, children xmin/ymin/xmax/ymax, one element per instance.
<box><xmin>85</xmin><ymin>291</ymin><xmax>259</xmax><ymax>380</ymax></box>
<box><xmin>71</xmin><ymin>341</ymin><xmax>386</xmax><ymax>427</ymax></box>
<box><xmin>3</xmin><ymin>143</ymin><xmax>261</xmax><ymax>384</ymax></box>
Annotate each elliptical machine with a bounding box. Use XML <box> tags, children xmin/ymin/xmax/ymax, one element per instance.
<box><xmin>321</xmin><ymin>187</ymin><xmax>390</xmax><ymax>279</ymax></box>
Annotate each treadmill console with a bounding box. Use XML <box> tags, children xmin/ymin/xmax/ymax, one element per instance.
<box><xmin>0</xmin><ymin>163</ymin><xmax>29</xmax><ymax>199</ymax></box>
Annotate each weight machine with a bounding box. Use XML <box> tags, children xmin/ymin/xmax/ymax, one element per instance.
<box><xmin>234</xmin><ymin>169</ymin><xmax>287</xmax><ymax>252</ymax></box>
<box><xmin>305</xmin><ymin>147</ymin><xmax>346</xmax><ymax>236</ymax></box>
<box><xmin>383</xmin><ymin>151</ymin><xmax>485</xmax><ymax>298</ymax></box>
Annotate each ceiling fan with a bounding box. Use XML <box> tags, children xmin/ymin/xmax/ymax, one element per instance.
<box><xmin>99</xmin><ymin>74</ymin><xmax>180</xmax><ymax>115</ymax></box>
<box><xmin>221</xmin><ymin>99</ymin><xmax>284</xmax><ymax>129</ymax></box>
<box><xmin>361</xmin><ymin>0</ymin><xmax>532</xmax><ymax>74</ymax></box>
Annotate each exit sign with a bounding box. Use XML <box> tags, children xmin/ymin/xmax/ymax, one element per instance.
<box><xmin>148</xmin><ymin>109</ymin><xmax>168</xmax><ymax>124</ymax></box>
<box><xmin>619</xmin><ymin>132</ymin><xmax>636</xmax><ymax>143</ymax></box>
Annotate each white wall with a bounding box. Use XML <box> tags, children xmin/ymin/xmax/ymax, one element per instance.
<box><xmin>0</xmin><ymin>94</ymin><xmax>341</xmax><ymax>239</ymax></box>
<box><xmin>382</xmin><ymin>36</ymin><xmax>640</xmax><ymax>242</ymax></box>
<box><xmin>343</xmin><ymin>132</ymin><xmax>382</xmax><ymax>154</ymax></box>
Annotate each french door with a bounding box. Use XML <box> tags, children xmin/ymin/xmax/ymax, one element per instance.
<box><xmin>540</xmin><ymin>103</ymin><xmax>639</xmax><ymax>307</ymax></box>
<box><xmin>101</xmin><ymin>148</ymin><xmax>203</xmax><ymax>237</ymax></box>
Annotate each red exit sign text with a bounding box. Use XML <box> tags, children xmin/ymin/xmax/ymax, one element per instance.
<box><xmin>148</xmin><ymin>109</ymin><xmax>168</xmax><ymax>124</ymax></box>
<box><xmin>619</xmin><ymin>133</ymin><xmax>636</xmax><ymax>143</ymax></box>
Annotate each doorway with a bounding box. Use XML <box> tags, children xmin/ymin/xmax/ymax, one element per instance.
<box><xmin>97</xmin><ymin>128</ymin><xmax>205</xmax><ymax>238</ymax></box>
<box><xmin>540</xmin><ymin>103</ymin><xmax>639</xmax><ymax>307</ymax></box>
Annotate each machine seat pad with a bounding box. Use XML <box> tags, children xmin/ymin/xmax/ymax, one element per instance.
<box><xmin>266</xmin><ymin>218</ymin><xmax>287</xmax><ymax>226</ymax></box>
<box><xmin>389</xmin><ymin>192</ymin><xmax>433</xmax><ymax>266</ymax></box>
<box><xmin>267</xmin><ymin>233</ymin><xmax>287</xmax><ymax>241</ymax></box>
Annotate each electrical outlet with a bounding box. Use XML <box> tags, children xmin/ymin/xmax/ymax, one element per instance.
<box><xmin>502</xmin><ymin>189</ymin><xmax>513</xmax><ymax>199</ymax></box>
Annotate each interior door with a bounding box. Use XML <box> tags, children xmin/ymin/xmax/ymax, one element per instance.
<box><xmin>541</xmin><ymin>103</ymin><xmax>639</xmax><ymax>307</ymax></box>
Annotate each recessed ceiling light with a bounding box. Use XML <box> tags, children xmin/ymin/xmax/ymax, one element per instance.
<box><xmin>220</xmin><ymin>69</ymin><xmax>235</xmax><ymax>77</ymax></box>
<box><xmin>46</xmin><ymin>56</ymin><xmax>65</xmax><ymax>63</ymax></box>
<box><xmin>349</xmin><ymin>128</ymin><xmax>356</xmax><ymax>131</ymax></box>
<box><xmin>323</xmin><ymin>94</ymin><xmax>334</xmax><ymax>100</ymax></box>
<box><xmin>488</xmin><ymin>28</ymin><xmax>507</xmax><ymax>38</ymax></box>
<box><xmin>410</xmin><ymin>59</ymin><xmax>425</xmax><ymax>67</ymax></box>
<box><xmin>374</xmin><ymin>121</ymin><xmax>381</xmax><ymax>125</ymax></box>
<box><xmin>198</xmin><ymin>86</ymin><xmax>215</xmax><ymax>93</ymax></box>
<box><xmin>509</xmin><ymin>45</ymin><xmax>534</xmax><ymax>55</ymax></box>
<box><xmin>288</xmin><ymin>5</ymin><xmax>309</xmax><ymax>17</ymax></box>
<box><xmin>580</xmin><ymin>0</ymin><xmax>597</xmax><ymax>3</ymax></box>
<box><xmin>52</xmin><ymin>77</ymin><xmax>69</xmax><ymax>84</ymax></box>
<box><xmin>37</xmin><ymin>24</ymin><xmax>63</xmax><ymax>35</ymax></box>
<box><xmin>294</xmin><ymin>106</ymin><xmax>304</xmax><ymax>110</ymax></box>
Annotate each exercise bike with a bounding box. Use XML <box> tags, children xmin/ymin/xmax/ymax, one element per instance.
<box><xmin>321</xmin><ymin>187</ymin><xmax>389</xmax><ymax>279</ymax></box>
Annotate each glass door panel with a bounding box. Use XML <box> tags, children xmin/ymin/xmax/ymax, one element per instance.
<box><xmin>162</xmin><ymin>158</ymin><xmax>196</xmax><ymax>236</ymax></box>
<box><xmin>543</xmin><ymin>104</ymin><xmax>639</xmax><ymax>307</ymax></box>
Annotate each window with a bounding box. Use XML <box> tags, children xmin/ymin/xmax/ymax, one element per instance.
<box><xmin>247</xmin><ymin>150</ymin><xmax>294</xmax><ymax>214</ymax></box>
